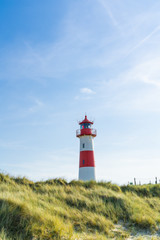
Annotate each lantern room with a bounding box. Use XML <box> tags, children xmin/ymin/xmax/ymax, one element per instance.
<box><xmin>76</xmin><ymin>115</ymin><xmax>97</xmax><ymax>137</ymax></box>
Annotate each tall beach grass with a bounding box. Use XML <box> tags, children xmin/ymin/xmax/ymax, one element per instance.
<box><xmin>0</xmin><ymin>174</ymin><xmax>160</xmax><ymax>239</ymax></box>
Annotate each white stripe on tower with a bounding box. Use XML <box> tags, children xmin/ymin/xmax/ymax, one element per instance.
<box><xmin>80</xmin><ymin>136</ymin><xmax>94</xmax><ymax>151</ymax></box>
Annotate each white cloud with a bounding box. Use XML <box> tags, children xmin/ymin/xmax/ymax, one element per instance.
<box><xmin>80</xmin><ymin>88</ymin><xmax>96</xmax><ymax>94</ymax></box>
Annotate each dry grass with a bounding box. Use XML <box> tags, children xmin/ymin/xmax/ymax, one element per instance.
<box><xmin>0</xmin><ymin>174</ymin><xmax>160</xmax><ymax>239</ymax></box>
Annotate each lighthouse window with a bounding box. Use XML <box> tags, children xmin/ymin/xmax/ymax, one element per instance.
<box><xmin>83</xmin><ymin>160</ymin><xmax>85</xmax><ymax>165</ymax></box>
<box><xmin>80</xmin><ymin>123</ymin><xmax>91</xmax><ymax>129</ymax></box>
<box><xmin>84</xmin><ymin>123</ymin><xmax>91</xmax><ymax>128</ymax></box>
<box><xmin>83</xmin><ymin>143</ymin><xmax>85</xmax><ymax>148</ymax></box>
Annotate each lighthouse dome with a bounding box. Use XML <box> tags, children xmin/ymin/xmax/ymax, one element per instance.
<box><xmin>79</xmin><ymin>115</ymin><xmax>93</xmax><ymax>125</ymax></box>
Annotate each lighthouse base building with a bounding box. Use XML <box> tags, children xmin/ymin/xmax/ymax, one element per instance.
<box><xmin>76</xmin><ymin>115</ymin><xmax>97</xmax><ymax>181</ymax></box>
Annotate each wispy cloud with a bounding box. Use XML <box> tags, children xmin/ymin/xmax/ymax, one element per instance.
<box><xmin>80</xmin><ymin>88</ymin><xmax>96</xmax><ymax>94</ymax></box>
<box><xmin>94</xmin><ymin>56</ymin><xmax>160</xmax><ymax>114</ymax></box>
<box><xmin>97</xmin><ymin>0</ymin><xmax>119</xmax><ymax>27</ymax></box>
<box><xmin>121</xmin><ymin>57</ymin><xmax>160</xmax><ymax>88</ymax></box>
<box><xmin>0</xmin><ymin>139</ymin><xmax>27</xmax><ymax>150</ymax></box>
<box><xmin>0</xmin><ymin>1</ymin><xmax>123</xmax><ymax>83</ymax></box>
<box><xmin>28</xmin><ymin>98</ymin><xmax>45</xmax><ymax>113</ymax></box>
<box><xmin>125</xmin><ymin>25</ymin><xmax>160</xmax><ymax>57</ymax></box>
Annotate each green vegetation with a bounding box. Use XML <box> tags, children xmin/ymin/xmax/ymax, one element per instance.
<box><xmin>0</xmin><ymin>174</ymin><xmax>160</xmax><ymax>239</ymax></box>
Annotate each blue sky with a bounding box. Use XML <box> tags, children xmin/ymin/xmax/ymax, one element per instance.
<box><xmin>1</xmin><ymin>0</ymin><xmax>160</xmax><ymax>184</ymax></box>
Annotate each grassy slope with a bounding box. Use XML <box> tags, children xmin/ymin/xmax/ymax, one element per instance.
<box><xmin>0</xmin><ymin>174</ymin><xmax>160</xmax><ymax>239</ymax></box>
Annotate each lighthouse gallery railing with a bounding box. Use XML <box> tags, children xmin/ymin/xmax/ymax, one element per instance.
<box><xmin>76</xmin><ymin>128</ymin><xmax>97</xmax><ymax>137</ymax></box>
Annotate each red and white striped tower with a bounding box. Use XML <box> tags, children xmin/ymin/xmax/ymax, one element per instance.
<box><xmin>76</xmin><ymin>115</ymin><xmax>97</xmax><ymax>181</ymax></box>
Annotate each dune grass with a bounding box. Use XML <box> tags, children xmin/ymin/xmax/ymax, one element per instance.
<box><xmin>0</xmin><ymin>174</ymin><xmax>160</xmax><ymax>239</ymax></box>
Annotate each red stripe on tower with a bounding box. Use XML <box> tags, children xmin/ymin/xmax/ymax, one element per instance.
<box><xmin>79</xmin><ymin>151</ymin><xmax>95</xmax><ymax>167</ymax></box>
<box><xmin>76</xmin><ymin>115</ymin><xmax>97</xmax><ymax>181</ymax></box>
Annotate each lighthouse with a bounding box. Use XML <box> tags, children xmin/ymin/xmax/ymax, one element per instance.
<box><xmin>76</xmin><ymin>115</ymin><xmax>97</xmax><ymax>181</ymax></box>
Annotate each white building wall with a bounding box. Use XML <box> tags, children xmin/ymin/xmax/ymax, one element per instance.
<box><xmin>79</xmin><ymin>167</ymin><xmax>96</xmax><ymax>181</ymax></box>
<box><xmin>80</xmin><ymin>136</ymin><xmax>94</xmax><ymax>151</ymax></box>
